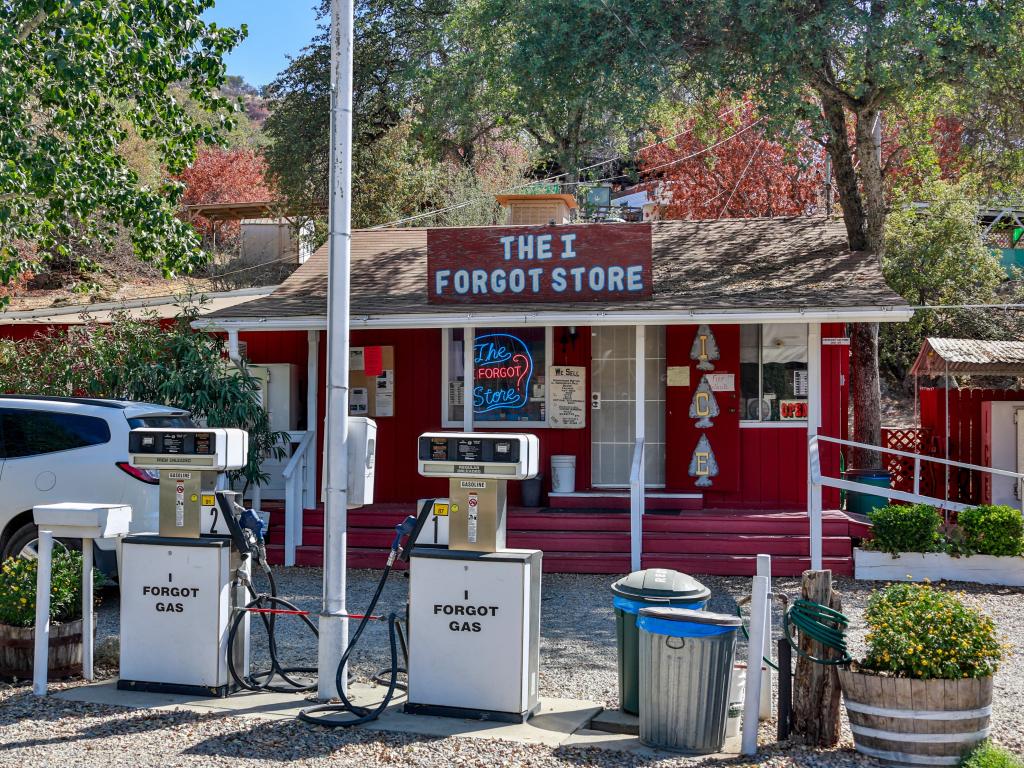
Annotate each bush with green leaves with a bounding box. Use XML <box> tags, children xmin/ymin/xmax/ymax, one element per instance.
<box><xmin>0</xmin><ymin>551</ymin><xmax>89</xmax><ymax>628</ymax></box>
<box><xmin>862</xmin><ymin>582</ymin><xmax>1002</xmax><ymax>680</ymax></box>
<box><xmin>957</xmin><ymin>506</ymin><xmax>1024</xmax><ymax>557</ymax></box>
<box><xmin>0</xmin><ymin>300</ymin><xmax>286</xmax><ymax>488</ymax></box>
<box><xmin>866</xmin><ymin>504</ymin><xmax>943</xmax><ymax>554</ymax></box>
<box><xmin>961</xmin><ymin>741</ymin><xmax>1024</xmax><ymax>768</ymax></box>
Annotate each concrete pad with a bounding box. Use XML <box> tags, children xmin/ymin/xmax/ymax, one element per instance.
<box><xmin>54</xmin><ymin>680</ymin><xmax>606</xmax><ymax>748</ymax></box>
<box><xmin>365</xmin><ymin>696</ymin><xmax>604</xmax><ymax>747</ymax></box>
<box><xmin>588</xmin><ymin>707</ymin><xmax>639</xmax><ymax>735</ymax></box>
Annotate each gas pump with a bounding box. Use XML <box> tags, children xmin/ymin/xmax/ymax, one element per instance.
<box><xmin>404</xmin><ymin>432</ymin><xmax>543</xmax><ymax>723</ymax></box>
<box><xmin>118</xmin><ymin>427</ymin><xmax>254</xmax><ymax>697</ymax></box>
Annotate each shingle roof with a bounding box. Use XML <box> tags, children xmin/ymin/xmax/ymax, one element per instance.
<box><xmin>204</xmin><ymin>217</ymin><xmax>909</xmax><ymax>323</ymax></box>
<box><xmin>911</xmin><ymin>337</ymin><xmax>1024</xmax><ymax>377</ymax></box>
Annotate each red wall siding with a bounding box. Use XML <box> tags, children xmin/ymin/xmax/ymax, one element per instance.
<box><xmin>665</xmin><ymin>325</ymin><xmax>741</xmax><ymax>492</ymax></box>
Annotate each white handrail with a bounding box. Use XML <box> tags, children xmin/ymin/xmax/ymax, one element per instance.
<box><xmin>629</xmin><ymin>437</ymin><xmax>645</xmax><ymax>572</ymax></box>
<box><xmin>807</xmin><ymin>434</ymin><xmax>1024</xmax><ymax>569</ymax></box>
<box><xmin>282</xmin><ymin>430</ymin><xmax>315</xmax><ymax>567</ymax></box>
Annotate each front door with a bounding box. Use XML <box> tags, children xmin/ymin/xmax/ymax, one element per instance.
<box><xmin>590</xmin><ymin>326</ymin><xmax>666</xmax><ymax>487</ymax></box>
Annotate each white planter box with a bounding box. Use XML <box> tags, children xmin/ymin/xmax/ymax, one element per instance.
<box><xmin>854</xmin><ymin>548</ymin><xmax>1024</xmax><ymax>586</ymax></box>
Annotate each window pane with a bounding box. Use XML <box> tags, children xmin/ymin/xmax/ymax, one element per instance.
<box><xmin>1</xmin><ymin>409</ymin><xmax>111</xmax><ymax>458</ymax></box>
<box><xmin>448</xmin><ymin>328</ymin><xmax>547</xmax><ymax>424</ymax></box>
<box><xmin>761</xmin><ymin>324</ymin><xmax>808</xmax><ymax>421</ymax></box>
<box><xmin>739</xmin><ymin>325</ymin><xmax>762</xmax><ymax>420</ymax></box>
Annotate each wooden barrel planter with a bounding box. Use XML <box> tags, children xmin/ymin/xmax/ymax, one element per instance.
<box><xmin>839</xmin><ymin>669</ymin><xmax>993</xmax><ymax>767</ymax></box>
<box><xmin>0</xmin><ymin>619</ymin><xmax>84</xmax><ymax>682</ymax></box>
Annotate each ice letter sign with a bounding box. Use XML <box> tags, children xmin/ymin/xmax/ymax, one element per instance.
<box><xmin>427</xmin><ymin>224</ymin><xmax>653</xmax><ymax>304</ymax></box>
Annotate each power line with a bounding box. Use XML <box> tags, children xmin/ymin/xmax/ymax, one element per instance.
<box><xmin>717</xmin><ymin>139</ymin><xmax>764</xmax><ymax>219</ymax></box>
<box><xmin>370</xmin><ymin>104</ymin><xmax>753</xmax><ymax>230</ymax></box>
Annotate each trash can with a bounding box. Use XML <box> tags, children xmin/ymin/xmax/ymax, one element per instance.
<box><xmin>637</xmin><ymin>607</ymin><xmax>742</xmax><ymax>753</ymax></box>
<box><xmin>611</xmin><ymin>568</ymin><xmax>710</xmax><ymax>714</ymax></box>
<box><xmin>550</xmin><ymin>455</ymin><xmax>576</xmax><ymax>493</ymax></box>
<box><xmin>844</xmin><ymin>467</ymin><xmax>892</xmax><ymax>515</ymax></box>
<box><xmin>520</xmin><ymin>474</ymin><xmax>543</xmax><ymax>507</ymax></box>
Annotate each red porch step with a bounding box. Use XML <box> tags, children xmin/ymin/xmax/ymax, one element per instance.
<box><xmin>265</xmin><ymin>504</ymin><xmax>866</xmax><ymax>576</ymax></box>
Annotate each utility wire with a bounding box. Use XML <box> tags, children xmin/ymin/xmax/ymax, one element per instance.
<box><xmin>370</xmin><ymin>104</ymin><xmax>752</xmax><ymax>230</ymax></box>
<box><xmin>717</xmin><ymin>139</ymin><xmax>764</xmax><ymax>219</ymax></box>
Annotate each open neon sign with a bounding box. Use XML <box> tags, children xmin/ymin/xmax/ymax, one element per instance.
<box><xmin>473</xmin><ymin>333</ymin><xmax>534</xmax><ymax>414</ymax></box>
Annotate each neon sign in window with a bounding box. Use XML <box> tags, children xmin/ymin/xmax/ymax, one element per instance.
<box><xmin>446</xmin><ymin>327</ymin><xmax>547</xmax><ymax>423</ymax></box>
<box><xmin>473</xmin><ymin>333</ymin><xmax>534</xmax><ymax>414</ymax></box>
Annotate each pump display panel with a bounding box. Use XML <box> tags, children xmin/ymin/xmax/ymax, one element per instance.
<box><xmin>129</xmin><ymin>427</ymin><xmax>248</xmax><ymax>471</ymax></box>
<box><xmin>418</xmin><ymin>432</ymin><xmax>538</xmax><ymax>480</ymax></box>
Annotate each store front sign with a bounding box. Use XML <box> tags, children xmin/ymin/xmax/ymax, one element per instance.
<box><xmin>427</xmin><ymin>224</ymin><xmax>652</xmax><ymax>304</ymax></box>
<box><xmin>473</xmin><ymin>333</ymin><xmax>534</xmax><ymax>414</ymax></box>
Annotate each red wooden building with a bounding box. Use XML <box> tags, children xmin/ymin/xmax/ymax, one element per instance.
<box><xmin>195</xmin><ymin>214</ymin><xmax>911</xmax><ymax>575</ymax></box>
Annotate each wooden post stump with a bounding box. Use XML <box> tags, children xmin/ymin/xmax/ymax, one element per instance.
<box><xmin>791</xmin><ymin>569</ymin><xmax>842</xmax><ymax>747</ymax></box>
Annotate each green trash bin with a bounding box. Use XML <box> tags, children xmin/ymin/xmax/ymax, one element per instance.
<box><xmin>611</xmin><ymin>568</ymin><xmax>710</xmax><ymax>715</ymax></box>
<box><xmin>845</xmin><ymin>468</ymin><xmax>892</xmax><ymax>515</ymax></box>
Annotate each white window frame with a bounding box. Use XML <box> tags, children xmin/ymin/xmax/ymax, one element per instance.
<box><xmin>740</xmin><ymin>322</ymin><xmax>808</xmax><ymax>427</ymax></box>
<box><xmin>441</xmin><ymin>326</ymin><xmax>554</xmax><ymax>429</ymax></box>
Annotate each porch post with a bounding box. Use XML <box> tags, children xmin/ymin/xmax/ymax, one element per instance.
<box><xmin>632</xmin><ymin>324</ymin><xmax>646</xmax><ymax>572</ymax></box>
<box><xmin>463</xmin><ymin>326</ymin><xmax>474</xmax><ymax>432</ymax></box>
<box><xmin>807</xmin><ymin>322</ymin><xmax>823</xmax><ymax>569</ymax></box>
<box><xmin>304</xmin><ymin>329</ymin><xmax>319</xmax><ymax>531</ymax></box>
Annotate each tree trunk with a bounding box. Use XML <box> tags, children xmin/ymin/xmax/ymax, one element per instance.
<box><xmin>850</xmin><ymin>321</ymin><xmax>882</xmax><ymax>468</ymax></box>
<box><xmin>791</xmin><ymin>570</ymin><xmax>843</xmax><ymax>747</ymax></box>
<box><xmin>819</xmin><ymin>93</ymin><xmax>867</xmax><ymax>251</ymax></box>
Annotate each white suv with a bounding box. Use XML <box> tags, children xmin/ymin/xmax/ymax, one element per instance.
<box><xmin>0</xmin><ymin>396</ymin><xmax>194</xmax><ymax>572</ymax></box>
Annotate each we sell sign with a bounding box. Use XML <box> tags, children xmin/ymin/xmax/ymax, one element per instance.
<box><xmin>427</xmin><ymin>224</ymin><xmax>652</xmax><ymax>304</ymax></box>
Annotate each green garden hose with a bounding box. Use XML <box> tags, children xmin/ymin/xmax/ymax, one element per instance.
<box><xmin>783</xmin><ymin>598</ymin><xmax>852</xmax><ymax>665</ymax></box>
<box><xmin>738</xmin><ymin>596</ymin><xmax>852</xmax><ymax>668</ymax></box>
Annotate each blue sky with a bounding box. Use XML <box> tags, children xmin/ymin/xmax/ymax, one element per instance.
<box><xmin>203</xmin><ymin>1</ymin><xmax>321</xmax><ymax>89</ymax></box>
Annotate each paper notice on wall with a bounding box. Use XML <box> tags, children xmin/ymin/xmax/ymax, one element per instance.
<box><xmin>375</xmin><ymin>391</ymin><xmax>394</xmax><ymax>417</ymax></box>
<box><xmin>363</xmin><ymin>345</ymin><xmax>384</xmax><ymax>377</ymax></box>
<box><xmin>706</xmin><ymin>373</ymin><xmax>735</xmax><ymax>392</ymax></box>
<box><xmin>350</xmin><ymin>387</ymin><xmax>369</xmax><ymax>415</ymax></box>
<box><xmin>667</xmin><ymin>366</ymin><xmax>690</xmax><ymax>387</ymax></box>
<box><xmin>376</xmin><ymin>369</ymin><xmax>394</xmax><ymax>392</ymax></box>
<box><xmin>548</xmin><ymin>365</ymin><xmax>586</xmax><ymax>429</ymax></box>
<box><xmin>350</xmin><ymin>347</ymin><xmax>365</xmax><ymax>372</ymax></box>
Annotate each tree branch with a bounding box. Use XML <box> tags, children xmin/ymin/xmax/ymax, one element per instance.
<box><xmin>17</xmin><ymin>10</ymin><xmax>47</xmax><ymax>43</ymax></box>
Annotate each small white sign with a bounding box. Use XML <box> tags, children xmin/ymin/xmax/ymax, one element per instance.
<box><xmin>350</xmin><ymin>387</ymin><xmax>369</xmax><ymax>415</ymax></box>
<box><xmin>549</xmin><ymin>365</ymin><xmax>586</xmax><ymax>429</ymax></box>
<box><xmin>822</xmin><ymin>337</ymin><xmax>850</xmax><ymax>346</ymax></box>
<box><xmin>350</xmin><ymin>347</ymin><xmax>365</xmax><ymax>371</ymax></box>
<box><xmin>667</xmin><ymin>366</ymin><xmax>690</xmax><ymax>387</ymax></box>
<box><xmin>375</xmin><ymin>391</ymin><xmax>394</xmax><ymax>417</ymax></box>
<box><xmin>706</xmin><ymin>373</ymin><xmax>735</xmax><ymax>392</ymax></box>
<box><xmin>793</xmin><ymin>369</ymin><xmax>809</xmax><ymax>397</ymax></box>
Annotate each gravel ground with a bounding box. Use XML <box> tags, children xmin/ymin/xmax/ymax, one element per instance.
<box><xmin>1</xmin><ymin>569</ymin><xmax>1021</xmax><ymax>767</ymax></box>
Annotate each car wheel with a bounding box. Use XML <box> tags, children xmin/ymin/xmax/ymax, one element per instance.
<box><xmin>1</xmin><ymin>522</ymin><xmax>73</xmax><ymax>562</ymax></box>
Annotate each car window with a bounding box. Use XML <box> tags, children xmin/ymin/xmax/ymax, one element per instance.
<box><xmin>0</xmin><ymin>408</ymin><xmax>112</xmax><ymax>459</ymax></box>
<box><xmin>127</xmin><ymin>415</ymin><xmax>195</xmax><ymax>429</ymax></box>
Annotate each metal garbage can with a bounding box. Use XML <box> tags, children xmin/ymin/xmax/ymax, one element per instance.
<box><xmin>637</xmin><ymin>607</ymin><xmax>742</xmax><ymax>753</ymax></box>
<box><xmin>611</xmin><ymin>568</ymin><xmax>710</xmax><ymax>714</ymax></box>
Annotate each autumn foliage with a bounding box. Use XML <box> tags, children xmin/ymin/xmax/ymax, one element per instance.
<box><xmin>637</xmin><ymin>103</ymin><xmax>825</xmax><ymax>220</ymax></box>
<box><xmin>176</xmin><ymin>147</ymin><xmax>277</xmax><ymax>243</ymax></box>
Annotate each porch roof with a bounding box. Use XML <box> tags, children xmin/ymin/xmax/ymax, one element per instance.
<box><xmin>911</xmin><ymin>337</ymin><xmax>1024</xmax><ymax>377</ymax></box>
<box><xmin>195</xmin><ymin>217</ymin><xmax>912</xmax><ymax>330</ymax></box>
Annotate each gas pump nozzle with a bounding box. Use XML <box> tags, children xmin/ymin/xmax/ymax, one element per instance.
<box><xmin>215</xmin><ymin>491</ymin><xmax>265</xmax><ymax>564</ymax></box>
<box><xmin>393</xmin><ymin>498</ymin><xmax>437</xmax><ymax>564</ymax></box>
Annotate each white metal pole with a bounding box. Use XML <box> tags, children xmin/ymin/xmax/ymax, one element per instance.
<box><xmin>756</xmin><ymin>553</ymin><xmax>772</xmax><ymax>721</ymax></box>
<box><xmin>632</xmin><ymin>324</ymin><xmax>646</xmax><ymax>572</ymax></box>
<box><xmin>82</xmin><ymin>538</ymin><xmax>93</xmax><ymax>681</ymax></box>
<box><xmin>318</xmin><ymin>0</ymin><xmax>354</xmax><ymax>703</ymax></box>
<box><xmin>463</xmin><ymin>326</ymin><xmax>474</xmax><ymax>432</ymax></box>
<box><xmin>32</xmin><ymin>530</ymin><xmax>54</xmax><ymax>697</ymax></box>
<box><xmin>807</xmin><ymin>323</ymin><xmax>823</xmax><ymax>570</ymax></box>
<box><xmin>742</xmin><ymin>574</ymin><xmax>769</xmax><ymax>756</ymax></box>
<box><xmin>306</xmin><ymin>330</ymin><xmax>320</xmax><ymax>512</ymax></box>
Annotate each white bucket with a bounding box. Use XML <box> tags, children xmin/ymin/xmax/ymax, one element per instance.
<box><xmin>726</xmin><ymin>664</ymin><xmax>747</xmax><ymax>739</ymax></box>
<box><xmin>550</xmin><ymin>455</ymin><xmax>577</xmax><ymax>493</ymax></box>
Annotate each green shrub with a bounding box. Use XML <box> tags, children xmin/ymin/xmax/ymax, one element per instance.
<box><xmin>958</xmin><ymin>506</ymin><xmax>1024</xmax><ymax>557</ymax></box>
<box><xmin>0</xmin><ymin>551</ymin><xmax>90</xmax><ymax>628</ymax></box>
<box><xmin>866</xmin><ymin>504</ymin><xmax>943</xmax><ymax>554</ymax></box>
<box><xmin>961</xmin><ymin>741</ymin><xmax>1024</xmax><ymax>768</ymax></box>
<box><xmin>862</xmin><ymin>582</ymin><xmax>1002</xmax><ymax>679</ymax></box>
